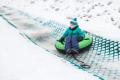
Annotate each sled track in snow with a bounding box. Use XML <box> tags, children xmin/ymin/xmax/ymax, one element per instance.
<box><xmin>1</xmin><ymin>6</ymin><xmax>120</xmax><ymax>80</ymax></box>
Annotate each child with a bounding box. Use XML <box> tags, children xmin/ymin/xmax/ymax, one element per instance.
<box><xmin>59</xmin><ymin>18</ymin><xmax>85</xmax><ymax>54</ymax></box>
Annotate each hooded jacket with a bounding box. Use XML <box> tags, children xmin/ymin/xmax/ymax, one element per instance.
<box><xmin>62</xmin><ymin>25</ymin><xmax>85</xmax><ymax>40</ymax></box>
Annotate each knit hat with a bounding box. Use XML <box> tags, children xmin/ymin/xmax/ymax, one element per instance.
<box><xmin>70</xmin><ymin>18</ymin><xmax>78</xmax><ymax>26</ymax></box>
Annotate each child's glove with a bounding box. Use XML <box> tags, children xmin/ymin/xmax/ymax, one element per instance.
<box><xmin>78</xmin><ymin>36</ymin><xmax>84</xmax><ymax>41</ymax></box>
<box><xmin>58</xmin><ymin>37</ymin><xmax>64</xmax><ymax>44</ymax></box>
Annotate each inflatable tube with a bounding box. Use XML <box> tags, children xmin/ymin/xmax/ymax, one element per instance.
<box><xmin>55</xmin><ymin>34</ymin><xmax>93</xmax><ymax>52</ymax></box>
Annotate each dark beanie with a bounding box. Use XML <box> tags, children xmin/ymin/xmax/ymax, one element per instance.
<box><xmin>70</xmin><ymin>18</ymin><xmax>78</xmax><ymax>26</ymax></box>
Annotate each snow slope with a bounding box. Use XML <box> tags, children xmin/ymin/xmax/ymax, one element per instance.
<box><xmin>0</xmin><ymin>17</ymin><xmax>99</xmax><ymax>80</ymax></box>
<box><xmin>0</xmin><ymin>0</ymin><xmax>120</xmax><ymax>80</ymax></box>
<box><xmin>1</xmin><ymin>0</ymin><xmax>120</xmax><ymax>41</ymax></box>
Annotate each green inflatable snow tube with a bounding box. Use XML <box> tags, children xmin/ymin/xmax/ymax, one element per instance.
<box><xmin>55</xmin><ymin>34</ymin><xmax>93</xmax><ymax>51</ymax></box>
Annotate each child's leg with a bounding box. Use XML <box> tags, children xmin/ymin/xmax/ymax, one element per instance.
<box><xmin>71</xmin><ymin>36</ymin><xmax>80</xmax><ymax>51</ymax></box>
<box><xmin>65</xmin><ymin>36</ymin><xmax>72</xmax><ymax>54</ymax></box>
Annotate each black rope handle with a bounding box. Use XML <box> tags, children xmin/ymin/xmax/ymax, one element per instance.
<box><xmin>80</xmin><ymin>63</ymin><xmax>91</xmax><ymax>69</ymax></box>
<box><xmin>72</xmin><ymin>54</ymin><xmax>91</xmax><ymax>69</ymax></box>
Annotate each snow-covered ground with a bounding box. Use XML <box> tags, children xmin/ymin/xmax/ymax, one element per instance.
<box><xmin>0</xmin><ymin>0</ymin><xmax>120</xmax><ymax>41</ymax></box>
<box><xmin>0</xmin><ymin>0</ymin><xmax>120</xmax><ymax>80</ymax></box>
<box><xmin>0</xmin><ymin>17</ymin><xmax>99</xmax><ymax>80</ymax></box>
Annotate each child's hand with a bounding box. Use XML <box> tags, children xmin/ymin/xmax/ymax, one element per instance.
<box><xmin>57</xmin><ymin>40</ymin><xmax>64</xmax><ymax>44</ymax></box>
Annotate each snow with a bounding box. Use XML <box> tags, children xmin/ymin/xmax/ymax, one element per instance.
<box><xmin>0</xmin><ymin>0</ymin><xmax>120</xmax><ymax>80</ymax></box>
<box><xmin>0</xmin><ymin>17</ymin><xmax>99</xmax><ymax>80</ymax></box>
<box><xmin>1</xmin><ymin>0</ymin><xmax>120</xmax><ymax>41</ymax></box>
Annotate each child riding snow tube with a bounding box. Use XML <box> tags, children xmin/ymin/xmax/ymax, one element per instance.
<box><xmin>55</xmin><ymin>34</ymin><xmax>93</xmax><ymax>52</ymax></box>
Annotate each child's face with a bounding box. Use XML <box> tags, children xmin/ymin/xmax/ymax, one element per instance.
<box><xmin>70</xmin><ymin>24</ymin><xmax>75</xmax><ymax>29</ymax></box>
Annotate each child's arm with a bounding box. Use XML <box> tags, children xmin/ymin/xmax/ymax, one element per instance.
<box><xmin>58</xmin><ymin>28</ymin><xmax>69</xmax><ymax>43</ymax></box>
